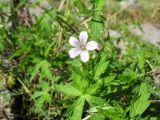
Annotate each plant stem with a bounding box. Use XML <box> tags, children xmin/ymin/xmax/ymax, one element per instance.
<box><xmin>10</xmin><ymin>0</ymin><xmax>20</xmax><ymax>30</ymax></box>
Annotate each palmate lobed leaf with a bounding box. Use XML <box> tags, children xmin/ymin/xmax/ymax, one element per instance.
<box><xmin>85</xmin><ymin>80</ymin><xmax>102</xmax><ymax>95</ymax></box>
<box><xmin>43</xmin><ymin>93</ymin><xmax>52</xmax><ymax>103</ymax></box>
<box><xmin>33</xmin><ymin>93</ymin><xmax>51</xmax><ymax>113</ymax></box>
<box><xmin>30</xmin><ymin>91</ymin><xmax>44</xmax><ymax>99</ymax></box>
<box><xmin>56</xmin><ymin>84</ymin><xmax>81</xmax><ymax>97</ymax></box>
<box><xmin>30</xmin><ymin>60</ymin><xmax>52</xmax><ymax>81</ymax></box>
<box><xmin>85</xmin><ymin>95</ymin><xmax>122</xmax><ymax>120</ymax></box>
<box><xmin>130</xmin><ymin>82</ymin><xmax>151</xmax><ymax>118</ymax></box>
<box><xmin>37</xmin><ymin>9</ymin><xmax>57</xmax><ymax>36</ymax></box>
<box><xmin>71</xmin><ymin>71</ymin><xmax>88</xmax><ymax>92</ymax></box>
<box><xmin>119</xmin><ymin>69</ymin><xmax>144</xmax><ymax>84</ymax></box>
<box><xmin>41</xmin><ymin>60</ymin><xmax>53</xmax><ymax>80</ymax></box>
<box><xmin>104</xmin><ymin>75</ymin><xmax>116</xmax><ymax>85</ymax></box>
<box><xmin>85</xmin><ymin>95</ymin><xmax>109</xmax><ymax>107</ymax></box>
<box><xmin>69</xmin><ymin>96</ymin><xmax>85</xmax><ymax>120</ymax></box>
<box><xmin>30</xmin><ymin>61</ymin><xmax>44</xmax><ymax>81</ymax></box>
<box><xmin>38</xmin><ymin>81</ymin><xmax>50</xmax><ymax>91</ymax></box>
<box><xmin>94</xmin><ymin>52</ymin><xmax>109</xmax><ymax>80</ymax></box>
<box><xmin>9</xmin><ymin>47</ymin><xmax>31</xmax><ymax>60</ymax></box>
<box><xmin>71</xmin><ymin>66</ymin><xmax>86</xmax><ymax>79</ymax></box>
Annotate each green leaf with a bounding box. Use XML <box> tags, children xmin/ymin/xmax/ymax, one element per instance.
<box><xmin>120</xmin><ymin>69</ymin><xmax>144</xmax><ymax>84</ymax></box>
<box><xmin>43</xmin><ymin>93</ymin><xmax>52</xmax><ymax>102</ymax></box>
<box><xmin>41</xmin><ymin>60</ymin><xmax>53</xmax><ymax>80</ymax></box>
<box><xmin>70</xmin><ymin>65</ymin><xmax>86</xmax><ymax>79</ymax></box>
<box><xmin>90</xmin><ymin>17</ymin><xmax>103</xmax><ymax>40</ymax></box>
<box><xmin>9</xmin><ymin>47</ymin><xmax>30</xmax><ymax>59</ymax></box>
<box><xmin>150</xmin><ymin>117</ymin><xmax>157</xmax><ymax>120</ymax></box>
<box><xmin>44</xmin><ymin>42</ymin><xmax>54</xmax><ymax>57</ymax></box>
<box><xmin>30</xmin><ymin>61</ymin><xmax>43</xmax><ymax>81</ymax></box>
<box><xmin>30</xmin><ymin>60</ymin><xmax>53</xmax><ymax>81</ymax></box>
<box><xmin>31</xmin><ymin>91</ymin><xmax>44</xmax><ymax>99</ymax></box>
<box><xmin>93</xmin><ymin>0</ymin><xmax>105</xmax><ymax>11</ymax></box>
<box><xmin>34</xmin><ymin>39</ymin><xmax>46</xmax><ymax>46</ymax></box>
<box><xmin>34</xmin><ymin>94</ymin><xmax>51</xmax><ymax>113</ymax></box>
<box><xmin>37</xmin><ymin>10</ymin><xmax>57</xmax><ymax>36</ymax></box>
<box><xmin>72</xmin><ymin>74</ymin><xmax>89</xmax><ymax>93</ymax></box>
<box><xmin>69</xmin><ymin>96</ymin><xmax>85</xmax><ymax>120</ymax></box>
<box><xmin>90</xmin><ymin>113</ymin><xmax>105</xmax><ymax>120</ymax></box>
<box><xmin>130</xmin><ymin>82</ymin><xmax>151</xmax><ymax>118</ymax></box>
<box><xmin>73</xmin><ymin>0</ymin><xmax>89</xmax><ymax>14</ymax></box>
<box><xmin>86</xmin><ymin>95</ymin><xmax>121</xmax><ymax>120</ymax></box>
<box><xmin>56</xmin><ymin>84</ymin><xmax>81</xmax><ymax>97</ymax></box>
<box><xmin>90</xmin><ymin>0</ymin><xmax>105</xmax><ymax>40</ymax></box>
<box><xmin>104</xmin><ymin>75</ymin><xmax>116</xmax><ymax>84</ymax></box>
<box><xmin>94</xmin><ymin>53</ymin><xmax>109</xmax><ymax>80</ymax></box>
<box><xmin>85</xmin><ymin>95</ymin><xmax>108</xmax><ymax>107</ymax></box>
<box><xmin>85</xmin><ymin>80</ymin><xmax>102</xmax><ymax>95</ymax></box>
<box><xmin>39</xmin><ymin>81</ymin><xmax>50</xmax><ymax>91</ymax></box>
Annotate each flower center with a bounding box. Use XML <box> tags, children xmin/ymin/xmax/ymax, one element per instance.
<box><xmin>80</xmin><ymin>43</ymin><xmax>86</xmax><ymax>50</ymax></box>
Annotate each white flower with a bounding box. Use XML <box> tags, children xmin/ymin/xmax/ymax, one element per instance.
<box><xmin>69</xmin><ymin>31</ymin><xmax>99</xmax><ymax>62</ymax></box>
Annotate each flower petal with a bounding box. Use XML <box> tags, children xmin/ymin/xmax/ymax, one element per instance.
<box><xmin>86</xmin><ymin>41</ymin><xmax>99</xmax><ymax>50</ymax></box>
<box><xmin>69</xmin><ymin>48</ymin><xmax>82</xmax><ymax>58</ymax></box>
<box><xmin>79</xmin><ymin>31</ymin><xmax>88</xmax><ymax>45</ymax></box>
<box><xmin>69</xmin><ymin>36</ymin><xmax>80</xmax><ymax>47</ymax></box>
<box><xmin>80</xmin><ymin>50</ymin><xmax>89</xmax><ymax>62</ymax></box>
